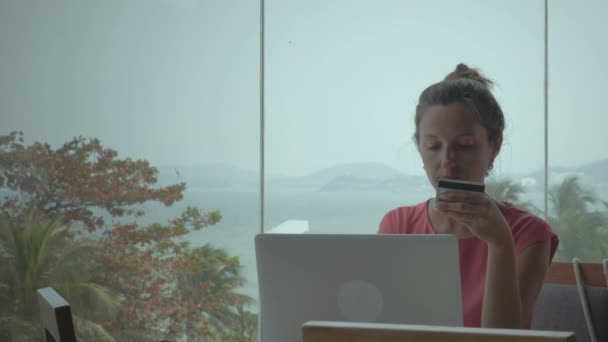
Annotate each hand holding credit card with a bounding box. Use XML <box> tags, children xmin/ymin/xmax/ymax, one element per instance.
<box><xmin>436</xmin><ymin>178</ymin><xmax>485</xmax><ymax>201</ymax></box>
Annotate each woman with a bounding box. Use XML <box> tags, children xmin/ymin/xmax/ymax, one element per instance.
<box><xmin>379</xmin><ymin>64</ymin><xmax>558</xmax><ymax>329</ymax></box>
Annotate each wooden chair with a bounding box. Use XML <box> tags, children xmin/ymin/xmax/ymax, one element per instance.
<box><xmin>543</xmin><ymin>260</ymin><xmax>606</xmax><ymax>286</ymax></box>
<box><xmin>532</xmin><ymin>259</ymin><xmax>608</xmax><ymax>342</ymax></box>
<box><xmin>37</xmin><ymin>287</ymin><xmax>78</xmax><ymax>342</ymax></box>
<box><xmin>302</xmin><ymin>321</ymin><xmax>575</xmax><ymax>342</ymax></box>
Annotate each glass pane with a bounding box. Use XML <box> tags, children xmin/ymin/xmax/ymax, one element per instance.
<box><xmin>548</xmin><ymin>0</ymin><xmax>608</xmax><ymax>262</ymax></box>
<box><xmin>0</xmin><ymin>1</ymin><xmax>259</xmax><ymax>340</ymax></box>
<box><xmin>265</xmin><ymin>0</ymin><xmax>545</xmax><ymax>234</ymax></box>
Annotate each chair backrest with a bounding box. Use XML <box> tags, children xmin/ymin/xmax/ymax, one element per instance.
<box><xmin>543</xmin><ymin>262</ymin><xmax>605</xmax><ymax>286</ymax></box>
<box><xmin>532</xmin><ymin>261</ymin><xmax>608</xmax><ymax>342</ymax></box>
<box><xmin>37</xmin><ymin>287</ymin><xmax>78</xmax><ymax>342</ymax></box>
<box><xmin>302</xmin><ymin>321</ymin><xmax>575</xmax><ymax>342</ymax></box>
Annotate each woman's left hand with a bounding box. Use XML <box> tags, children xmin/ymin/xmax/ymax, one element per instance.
<box><xmin>435</xmin><ymin>191</ymin><xmax>513</xmax><ymax>248</ymax></box>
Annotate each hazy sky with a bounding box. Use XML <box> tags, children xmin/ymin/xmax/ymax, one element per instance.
<box><xmin>1</xmin><ymin>0</ymin><xmax>606</xmax><ymax>177</ymax></box>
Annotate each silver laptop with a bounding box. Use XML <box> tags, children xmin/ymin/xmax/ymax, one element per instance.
<box><xmin>255</xmin><ymin>234</ymin><xmax>463</xmax><ymax>342</ymax></box>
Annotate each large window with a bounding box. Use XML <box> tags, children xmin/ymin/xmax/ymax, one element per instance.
<box><xmin>265</xmin><ymin>0</ymin><xmax>545</xmax><ymax>235</ymax></box>
<box><xmin>1</xmin><ymin>1</ymin><xmax>607</xmax><ymax>341</ymax></box>
<box><xmin>548</xmin><ymin>0</ymin><xmax>608</xmax><ymax>262</ymax></box>
<box><xmin>0</xmin><ymin>0</ymin><xmax>259</xmax><ymax>340</ymax></box>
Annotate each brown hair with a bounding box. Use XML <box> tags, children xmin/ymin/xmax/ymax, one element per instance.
<box><xmin>413</xmin><ymin>63</ymin><xmax>505</xmax><ymax>144</ymax></box>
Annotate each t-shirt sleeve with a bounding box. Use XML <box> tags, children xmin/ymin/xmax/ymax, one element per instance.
<box><xmin>378</xmin><ymin>209</ymin><xmax>399</xmax><ymax>234</ymax></box>
<box><xmin>511</xmin><ymin>213</ymin><xmax>559</xmax><ymax>261</ymax></box>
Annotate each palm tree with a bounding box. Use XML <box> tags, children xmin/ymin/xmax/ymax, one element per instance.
<box><xmin>485</xmin><ymin>178</ymin><xmax>541</xmax><ymax>214</ymax></box>
<box><xmin>0</xmin><ymin>206</ymin><xmax>121</xmax><ymax>341</ymax></box>
<box><xmin>174</xmin><ymin>244</ymin><xmax>255</xmax><ymax>341</ymax></box>
<box><xmin>224</xmin><ymin>304</ymin><xmax>258</xmax><ymax>342</ymax></box>
<box><xmin>548</xmin><ymin>176</ymin><xmax>608</xmax><ymax>262</ymax></box>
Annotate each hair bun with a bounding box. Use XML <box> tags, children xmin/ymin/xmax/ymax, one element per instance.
<box><xmin>444</xmin><ymin>63</ymin><xmax>494</xmax><ymax>88</ymax></box>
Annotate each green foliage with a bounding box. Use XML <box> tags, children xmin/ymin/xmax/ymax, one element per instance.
<box><xmin>72</xmin><ymin>317</ymin><xmax>116</xmax><ymax>342</ymax></box>
<box><xmin>6</xmin><ymin>319</ymin><xmax>40</xmax><ymax>341</ymax></box>
<box><xmin>0</xmin><ymin>206</ymin><xmax>120</xmax><ymax>340</ymax></box>
<box><xmin>548</xmin><ymin>176</ymin><xmax>608</xmax><ymax>262</ymax></box>
<box><xmin>485</xmin><ymin>178</ymin><xmax>540</xmax><ymax>214</ymax></box>
<box><xmin>486</xmin><ymin>176</ymin><xmax>608</xmax><ymax>262</ymax></box>
<box><xmin>168</xmin><ymin>244</ymin><xmax>256</xmax><ymax>341</ymax></box>
<box><xmin>223</xmin><ymin>305</ymin><xmax>259</xmax><ymax>342</ymax></box>
<box><xmin>0</xmin><ymin>132</ymin><xmax>257</xmax><ymax>341</ymax></box>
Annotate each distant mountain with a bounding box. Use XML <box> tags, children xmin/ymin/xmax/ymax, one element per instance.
<box><xmin>317</xmin><ymin>158</ymin><xmax>608</xmax><ymax>193</ymax></box>
<box><xmin>320</xmin><ymin>174</ymin><xmax>430</xmax><ymax>193</ymax></box>
<box><xmin>303</xmin><ymin>162</ymin><xmax>402</xmax><ymax>181</ymax></box>
<box><xmin>156</xmin><ymin>162</ymin><xmax>406</xmax><ymax>191</ymax></box>
<box><xmin>578</xmin><ymin>158</ymin><xmax>608</xmax><ymax>184</ymax></box>
<box><xmin>519</xmin><ymin>158</ymin><xmax>608</xmax><ymax>187</ymax></box>
<box><xmin>268</xmin><ymin>162</ymin><xmax>402</xmax><ymax>189</ymax></box>
<box><xmin>154</xmin><ymin>158</ymin><xmax>608</xmax><ymax>194</ymax></box>
<box><xmin>319</xmin><ymin>175</ymin><xmax>379</xmax><ymax>192</ymax></box>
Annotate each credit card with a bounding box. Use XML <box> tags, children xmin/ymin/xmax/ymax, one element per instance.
<box><xmin>436</xmin><ymin>178</ymin><xmax>485</xmax><ymax>200</ymax></box>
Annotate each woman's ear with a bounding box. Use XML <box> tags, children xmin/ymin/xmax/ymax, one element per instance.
<box><xmin>490</xmin><ymin>134</ymin><xmax>503</xmax><ymax>165</ymax></box>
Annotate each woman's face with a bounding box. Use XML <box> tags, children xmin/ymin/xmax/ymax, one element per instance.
<box><xmin>418</xmin><ymin>102</ymin><xmax>501</xmax><ymax>189</ymax></box>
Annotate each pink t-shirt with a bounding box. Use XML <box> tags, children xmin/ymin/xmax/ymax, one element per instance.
<box><xmin>378</xmin><ymin>200</ymin><xmax>559</xmax><ymax>328</ymax></box>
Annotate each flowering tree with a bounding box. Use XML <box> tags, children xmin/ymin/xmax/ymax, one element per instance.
<box><xmin>0</xmin><ymin>132</ymin><xmax>256</xmax><ymax>341</ymax></box>
<box><xmin>0</xmin><ymin>131</ymin><xmax>184</xmax><ymax>232</ymax></box>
